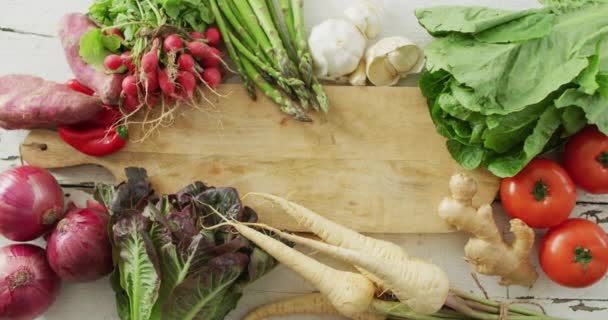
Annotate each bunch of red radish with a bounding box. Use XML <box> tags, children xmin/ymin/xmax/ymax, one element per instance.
<box><xmin>103</xmin><ymin>27</ymin><xmax>224</xmax><ymax>113</ymax></box>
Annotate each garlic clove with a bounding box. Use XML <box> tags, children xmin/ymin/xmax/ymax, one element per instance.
<box><xmin>344</xmin><ymin>1</ymin><xmax>383</xmax><ymax>40</ymax></box>
<box><xmin>348</xmin><ymin>59</ymin><xmax>367</xmax><ymax>86</ymax></box>
<box><xmin>365</xmin><ymin>36</ymin><xmax>425</xmax><ymax>86</ymax></box>
<box><xmin>309</xmin><ymin>19</ymin><xmax>367</xmax><ymax>81</ymax></box>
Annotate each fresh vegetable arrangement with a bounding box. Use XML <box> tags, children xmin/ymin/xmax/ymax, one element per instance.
<box><xmin>209</xmin><ymin>0</ymin><xmax>330</xmax><ymax>120</ymax></box>
<box><xmin>417</xmin><ymin>0</ymin><xmax>608</xmax><ymax>177</ymax></box>
<box><xmin>95</xmin><ymin>168</ymin><xmax>278</xmax><ymax>320</ymax></box>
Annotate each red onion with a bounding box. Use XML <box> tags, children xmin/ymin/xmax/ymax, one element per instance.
<box><xmin>0</xmin><ymin>244</ymin><xmax>61</xmax><ymax>320</ymax></box>
<box><xmin>46</xmin><ymin>202</ymin><xmax>112</xmax><ymax>282</ymax></box>
<box><xmin>0</xmin><ymin>166</ymin><xmax>64</xmax><ymax>241</ymax></box>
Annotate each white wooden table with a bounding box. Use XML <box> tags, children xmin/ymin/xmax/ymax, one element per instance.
<box><xmin>1</xmin><ymin>1</ymin><xmax>607</xmax><ymax>319</ymax></box>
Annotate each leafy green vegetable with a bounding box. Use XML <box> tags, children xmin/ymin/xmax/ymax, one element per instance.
<box><xmin>79</xmin><ymin>29</ymin><xmax>122</xmax><ymax>71</ymax></box>
<box><xmin>417</xmin><ymin>1</ymin><xmax>608</xmax><ymax>177</ymax></box>
<box><xmin>162</xmin><ymin>253</ymin><xmax>247</xmax><ymax>320</ymax></box>
<box><xmin>97</xmin><ymin>168</ymin><xmax>278</xmax><ymax>320</ymax></box>
<box><xmin>113</xmin><ymin>215</ymin><xmax>161</xmax><ymax>320</ymax></box>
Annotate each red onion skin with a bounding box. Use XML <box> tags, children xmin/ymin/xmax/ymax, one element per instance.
<box><xmin>0</xmin><ymin>244</ymin><xmax>61</xmax><ymax>320</ymax></box>
<box><xmin>46</xmin><ymin>207</ymin><xmax>112</xmax><ymax>282</ymax></box>
<box><xmin>0</xmin><ymin>166</ymin><xmax>64</xmax><ymax>241</ymax></box>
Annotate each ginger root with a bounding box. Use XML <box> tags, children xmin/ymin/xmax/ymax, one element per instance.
<box><xmin>438</xmin><ymin>173</ymin><xmax>538</xmax><ymax>286</ymax></box>
<box><xmin>243</xmin><ymin>293</ymin><xmax>385</xmax><ymax>320</ymax></box>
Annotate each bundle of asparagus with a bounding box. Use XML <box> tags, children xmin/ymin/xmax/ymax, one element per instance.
<box><xmin>210</xmin><ymin>0</ymin><xmax>329</xmax><ymax>121</ymax></box>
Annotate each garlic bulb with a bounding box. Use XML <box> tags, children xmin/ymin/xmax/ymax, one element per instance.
<box><xmin>308</xmin><ymin>19</ymin><xmax>367</xmax><ymax>81</ymax></box>
<box><xmin>365</xmin><ymin>37</ymin><xmax>425</xmax><ymax>86</ymax></box>
<box><xmin>344</xmin><ymin>0</ymin><xmax>382</xmax><ymax>40</ymax></box>
<box><xmin>349</xmin><ymin>59</ymin><xmax>367</xmax><ymax>86</ymax></box>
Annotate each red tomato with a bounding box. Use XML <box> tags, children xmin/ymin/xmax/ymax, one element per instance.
<box><xmin>500</xmin><ymin>158</ymin><xmax>576</xmax><ymax>228</ymax></box>
<box><xmin>539</xmin><ymin>218</ymin><xmax>608</xmax><ymax>288</ymax></box>
<box><xmin>564</xmin><ymin>126</ymin><xmax>608</xmax><ymax>194</ymax></box>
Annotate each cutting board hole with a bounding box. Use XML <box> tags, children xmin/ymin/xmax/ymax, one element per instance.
<box><xmin>38</xmin><ymin>143</ymin><xmax>48</xmax><ymax>151</ymax></box>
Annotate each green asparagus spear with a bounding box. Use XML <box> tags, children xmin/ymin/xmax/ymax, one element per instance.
<box><xmin>290</xmin><ymin>0</ymin><xmax>330</xmax><ymax>113</ymax></box>
<box><xmin>231</xmin><ymin>32</ymin><xmax>311</xmax><ymax>102</ymax></box>
<box><xmin>232</xmin><ymin>1</ymin><xmax>278</xmax><ymax>69</ymax></box>
<box><xmin>290</xmin><ymin>0</ymin><xmax>313</xmax><ymax>86</ymax></box>
<box><xmin>265</xmin><ymin>0</ymin><xmax>297</xmax><ymax>61</ymax></box>
<box><xmin>218</xmin><ymin>0</ymin><xmax>270</xmax><ymax>64</ymax></box>
<box><xmin>241</xmin><ymin>57</ymin><xmax>311</xmax><ymax>122</ymax></box>
<box><xmin>247</xmin><ymin>0</ymin><xmax>299</xmax><ymax>80</ymax></box>
<box><xmin>209</xmin><ymin>0</ymin><xmax>256</xmax><ymax>100</ymax></box>
<box><xmin>278</xmin><ymin>0</ymin><xmax>296</xmax><ymax>43</ymax></box>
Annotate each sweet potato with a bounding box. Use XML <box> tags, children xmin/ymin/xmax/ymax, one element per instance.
<box><xmin>0</xmin><ymin>75</ymin><xmax>101</xmax><ymax>129</ymax></box>
<box><xmin>58</xmin><ymin>13</ymin><xmax>123</xmax><ymax>105</ymax></box>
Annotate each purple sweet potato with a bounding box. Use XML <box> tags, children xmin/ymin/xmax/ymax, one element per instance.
<box><xmin>58</xmin><ymin>13</ymin><xmax>123</xmax><ymax>105</ymax></box>
<box><xmin>0</xmin><ymin>75</ymin><xmax>102</xmax><ymax>129</ymax></box>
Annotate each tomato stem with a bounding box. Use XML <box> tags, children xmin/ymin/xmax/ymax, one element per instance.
<box><xmin>574</xmin><ymin>246</ymin><xmax>593</xmax><ymax>273</ymax></box>
<box><xmin>531</xmin><ymin>179</ymin><xmax>549</xmax><ymax>201</ymax></box>
<box><xmin>597</xmin><ymin>152</ymin><xmax>608</xmax><ymax>168</ymax></box>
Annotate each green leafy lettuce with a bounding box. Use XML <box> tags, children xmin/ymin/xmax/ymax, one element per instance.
<box><xmin>97</xmin><ymin>168</ymin><xmax>278</xmax><ymax>320</ymax></box>
<box><xmin>416</xmin><ymin>1</ymin><xmax>608</xmax><ymax>177</ymax></box>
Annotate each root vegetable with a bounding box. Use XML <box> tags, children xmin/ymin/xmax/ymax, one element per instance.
<box><xmin>142</xmin><ymin>70</ymin><xmax>158</xmax><ymax>93</ymax></box>
<box><xmin>121</xmin><ymin>51</ymin><xmax>135</xmax><ymax>72</ymax></box>
<box><xmin>123</xmin><ymin>94</ymin><xmax>140</xmax><ymax>113</ymax></box>
<box><xmin>226</xmin><ymin>221</ymin><xmax>375</xmax><ymax>318</ymax></box>
<box><xmin>177</xmin><ymin>54</ymin><xmax>195</xmax><ymax>71</ymax></box>
<box><xmin>249</xmin><ymin>193</ymin><xmax>449</xmax><ymax>314</ymax></box>
<box><xmin>58</xmin><ymin>13</ymin><xmax>123</xmax><ymax>105</ymax></box>
<box><xmin>204</xmin><ymin>27</ymin><xmax>222</xmax><ymax>47</ymax></box>
<box><xmin>121</xmin><ymin>75</ymin><xmax>138</xmax><ymax>96</ymax></box>
<box><xmin>186</xmin><ymin>41</ymin><xmax>210</xmax><ymax>59</ymax></box>
<box><xmin>0</xmin><ymin>75</ymin><xmax>102</xmax><ymax>129</ymax></box>
<box><xmin>201</xmin><ymin>47</ymin><xmax>223</xmax><ymax>67</ymax></box>
<box><xmin>202</xmin><ymin>67</ymin><xmax>222</xmax><ymax>89</ymax></box>
<box><xmin>190</xmin><ymin>31</ymin><xmax>205</xmax><ymax>39</ymax></box>
<box><xmin>163</xmin><ymin>34</ymin><xmax>183</xmax><ymax>52</ymax></box>
<box><xmin>177</xmin><ymin>71</ymin><xmax>196</xmax><ymax>98</ymax></box>
<box><xmin>104</xmin><ymin>54</ymin><xmax>123</xmax><ymax>70</ymax></box>
<box><xmin>141</xmin><ymin>40</ymin><xmax>160</xmax><ymax>73</ymax></box>
<box><xmin>244</xmin><ymin>293</ymin><xmax>385</xmax><ymax>320</ymax></box>
<box><xmin>255</xmin><ymin>223</ymin><xmax>450</xmax><ymax>315</ymax></box>
<box><xmin>438</xmin><ymin>174</ymin><xmax>538</xmax><ymax>286</ymax></box>
<box><xmin>159</xmin><ymin>69</ymin><xmax>176</xmax><ymax>95</ymax></box>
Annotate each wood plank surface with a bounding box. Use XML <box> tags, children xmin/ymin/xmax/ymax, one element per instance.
<box><xmin>21</xmin><ymin>84</ymin><xmax>499</xmax><ymax>233</ymax></box>
<box><xmin>4</xmin><ymin>1</ymin><xmax>608</xmax><ymax>319</ymax></box>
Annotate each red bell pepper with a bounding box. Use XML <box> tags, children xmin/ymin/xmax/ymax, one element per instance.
<box><xmin>66</xmin><ymin>79</ymin><xmax>95</xmax><ymax>96</ymax></box>
<box><xmin>58</xmin><ymin>80</ymin><xmax>128</xmax><ymax>157</ymax></box>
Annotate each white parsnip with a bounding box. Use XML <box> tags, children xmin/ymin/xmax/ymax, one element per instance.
<box><xmin>249</xmin><ymin>193</ymin><xmax>450</xmax><ymax>315</ymax></box>
<box><xmin>243</xmin><ymin>293</ymin><xmax>385</xmax><ymax>320</ymax></box>
<box><xmin>230</xmin><ymin>222</ymin><xmax>375</xmax><ymax>318</ymax></box>
<box><xmin>438</xmin><ymin>174</ymin><xmax>538</xmax><ymax>286</ymax></box>
<box><xmin>255</xmin><ymin>224</ymin><xmax>449</xmax><ymax>315</ymax></box>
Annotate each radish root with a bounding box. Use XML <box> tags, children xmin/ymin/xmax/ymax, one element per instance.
<box><xmin>243</xmin><ymin>293</ymin><xmax>385</xmax><ymax>320</ymax></box>
<box><xmin>438</xmin><ymin>173</ymin><xmax>538</xmax><ymax>286</ymax></box>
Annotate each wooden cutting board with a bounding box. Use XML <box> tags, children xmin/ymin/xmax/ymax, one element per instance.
<box><xmin>20</xmin><ymin>84</ymin><xmax>499</xmax><ymax>233</ymax></box>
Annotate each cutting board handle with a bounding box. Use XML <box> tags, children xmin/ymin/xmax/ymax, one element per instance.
<box><xmin>19</xmin><ymin>129</ymin><xmax>124</xmax><ymax>180</ymax></box>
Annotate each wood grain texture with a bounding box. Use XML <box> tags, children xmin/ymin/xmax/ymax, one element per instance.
<box><xmin>21</xmin><ymin>84</ymin><xmax>499</xmax><ymax>233</ymax></box>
